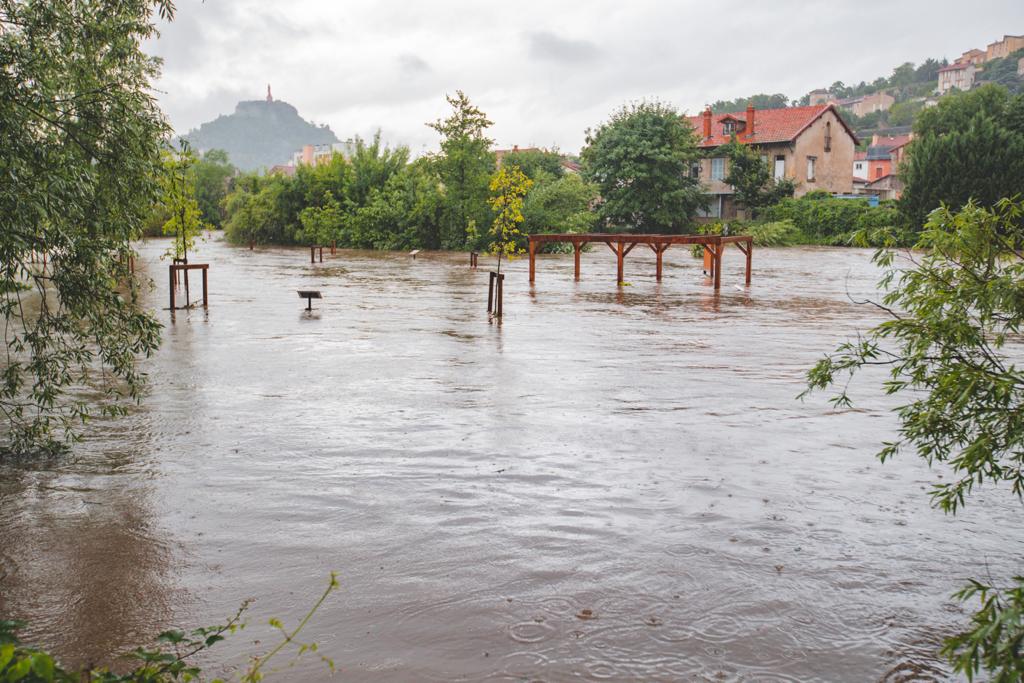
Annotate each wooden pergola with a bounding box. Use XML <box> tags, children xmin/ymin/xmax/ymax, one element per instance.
<box><xmin>527</xmin><ymin>233</ymin><xmax>753</xmax><ymax>290</ymax></box>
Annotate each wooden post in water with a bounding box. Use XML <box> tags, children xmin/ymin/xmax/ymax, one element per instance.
<box><xmin>574</xmin><ymin>242</ymin><xmax>581</xmax><ymax>281</ymax></box>
<box><xmin>528</xmin><ymin>239</ymin><xmax>536</xmax><ymax>283</ymax></box>
<box><xmin>616</xmin><ymin>240</ymin><xmax>625</xmax><ymax>285</ymax></box>
<box><xmin>745</xmin><ymin>238</ymin><xmax>752</xmax><ymax>285</ymax></box>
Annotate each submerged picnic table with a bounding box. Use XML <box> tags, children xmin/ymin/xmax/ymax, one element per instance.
<box><xmin>527</xmin><ymin>233</ymin><xmax>753</xmax><ymax>290</ymax></box>
<box><xmin>297</xmin><ymin>290</ymin><xmax>322</xmax><ymax>311</ymax></box>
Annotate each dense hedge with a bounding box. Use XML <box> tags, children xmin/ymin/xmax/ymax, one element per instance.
<box><xmin>764</xmin><ymin>193</ymin><xmax>903</xmax><ymax>245</ymax></box>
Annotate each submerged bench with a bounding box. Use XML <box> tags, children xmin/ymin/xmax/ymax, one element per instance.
<box><xmin>297</xmin><ymin>290</ymin><xmax>322</xmax><ymax>311</ymax></box>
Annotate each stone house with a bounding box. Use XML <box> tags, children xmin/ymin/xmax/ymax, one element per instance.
<box><xmin>686</xmin><ymin>104</ymin><xmax>857</xmax><ymax>219</ymax></box>
<box><xmin>837</xmin><ymin>91</ymin><xmax>895</xmax><ymax>117</ymax></box>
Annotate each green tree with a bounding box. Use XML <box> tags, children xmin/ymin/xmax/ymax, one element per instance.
<box><xmin>710</xmin><ymin>93</ymin><xmax>789</xmax><ymax>113</ymax></box>
<box><xmin>500</xmin><ymin>148</ymin><xmax>564</xmax><ymax>180</ymax></box>
<box><xmin>522</xmin><ymin>172</ymin><xmax>598</xmax><ymax>238</ymax></box>
<box><xmin>191</xmin><ymin>149</ymin><xmax>235</xmax><ymax>228</ymax></box>
<box><xmin>803</xmin><ymin>199</ymin><xmax>1024</xmax><ymax>681</ymax></box>
<box><xmin>0</xmin><ymin>0</ymin><xmax>170</xmax><ymax>453</ymax></box>
<box><xmin>487</xmin><ymin>165</ymin><xmax>532</xmax><ymax>276</ymax></box>
<box><xmin>427</xmin><ymin>91</ymin><xmax>496</xmax><ymax>249</ymax></box>
<box><xmin>886</xmin><ymin>99</ymin><xmax>925</xmax><ymax>127</ymax></box>
<box><xmin>900</xmin><ymin>85</ymin><xmax>1024</xmax><ymax>229</ymax></box>
<box><xmin>719</xmin><ymin>136</ymin><xmax>795</xmax><ymax>217</ymax></box>
<box><xmin>581</xmin><ymin>100</ymin><xmax>706</xmax><ymax>232</ymax></box>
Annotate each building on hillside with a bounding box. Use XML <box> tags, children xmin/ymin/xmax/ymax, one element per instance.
<box><xmin>864</xmin><ymin>173</ymin><xmax>903</xmax><ymax>201</ymax></box>
<box><xmin>808</xmin><ymin>89</ymin><xmax>831</xmax><ymax>105</ymax></box>
<box><xmin>291</xmin><ymin>140</ymin><xmax>356</xmax><ymax>167</ymax></box>
<box><xmin>835</xmin><ymin>91</ymin><xmax>895</xmax><ymax>117</ymax></box>
<box><xmin>887</xmin><ymin>136</ymin><xmax>913</xmax><ymax>169</ymax></box>
<box><xmin>851</xmin><ymin>134</ymin><xmax>913</xmax><ymax>199</ymax></box>
<box><xmin>853</xmin><ymin>151</ymin><xmax>869</xmax><ymax>181</ymax></box>
<box><xmin>1019</xmin><ymin>56</ymin><xmax>1024</xmax><ymax>76</ymax></box>
<box><xmin>560</xmin><ymin>159</ymin><xmax>581</xmax><ymax>174</ymax></box>
<box><xmin>987</xmin><ymin>34</ymin><xmax>1024</xmax><ymax>61</ymax></box>
<box><xmin>864</xmin><ymin>146</ymin><xmax>894</xmax><ymax>181</ymax></box>
<box><xmin>686</xmin><ymin>103</ymin><xmax>857</xmax><ymax>219</ymax></box>
<box><xmin>937</xmin><ymin>62</ymin><xmax>977</xmax><ymax>94</ymax></box>
<box><xmin>957</xmin><ymin>48</ymin><xmax>987</xmax><ymax>66</ymax></box>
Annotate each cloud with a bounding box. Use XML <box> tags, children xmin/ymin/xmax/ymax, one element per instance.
<box><xmin>148</xmin><ymin>0</ymin><xmax>1024</xmax><ymax>154</ymax></box>
<box><xmin>526</xmin><ymin>31</ymin><xmax>601</xmax><ymax>63</ymax></box>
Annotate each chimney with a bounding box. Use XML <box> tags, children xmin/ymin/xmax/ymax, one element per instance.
<box><xmin>746</xmin><ymin>104</ymin><xmax>755</xmax><ymax>138</ymax></box>
<box><xmin>702</xmin><ymin>106</ymin><xmax>712</xmax><ymax>139</ymax></box>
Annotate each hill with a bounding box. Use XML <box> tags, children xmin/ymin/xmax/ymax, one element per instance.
<box><xmin>180</xmin><ymin>98</ymin><xmax>338</xmax><ymax>172</ymax></box>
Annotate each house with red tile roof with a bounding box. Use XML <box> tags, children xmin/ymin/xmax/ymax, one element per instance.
<box><xmin>685</xmin><ymin>103</ymin><xmax>857</xmax><ymax>219</ymax></box>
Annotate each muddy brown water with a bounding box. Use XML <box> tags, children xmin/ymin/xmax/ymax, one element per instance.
<box><xmin>1</xmin><ymin>236</ymin><xmax>1020</xmax><ymax>681</ymax></box>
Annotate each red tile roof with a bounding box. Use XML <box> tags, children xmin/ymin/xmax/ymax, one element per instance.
<box><xmin>686</xmin><ymin>104</ymin><xmax>856</xmax><ymax>148</ymax></box>
<box><xmin>854</xmin><ymin>151</ymin><xmax>867</xmax><ymax>161</ymax></box>
<box><xmin>873</xmin><ymin>134</ymin><xmax>912</xmax><ymax>149</ymax></box>
<box><xmin>939</xmin><ymin>62</ymin><xmax>972</xmax><ymax>72</ymax></box>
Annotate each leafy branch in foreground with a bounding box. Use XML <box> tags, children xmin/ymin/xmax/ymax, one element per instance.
<box><xmin>0</xmin><ymin>0</ymin><xmax>171</xmax><ymax>455</ymax></box>
<box><xmin>801</xmin><ymin>197</ymin><xmax>1024</xmax><ymax>680</ymax></box>
<box><xmin>0</xmin><ymin>573</ymin><xmax>339</xmax><ymax>683</ymax></box>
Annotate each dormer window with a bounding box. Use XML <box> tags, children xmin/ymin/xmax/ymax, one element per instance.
<box><xmin>723</xmin><ymin>121</ymin><xmax>736</xmax><ymax>135</ymax></box>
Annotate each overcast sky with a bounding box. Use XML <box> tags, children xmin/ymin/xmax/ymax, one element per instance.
<box><xmin>150</xmin><ymin>0</ymin><xmax>1024</xmax><ymax>156</ymax></box>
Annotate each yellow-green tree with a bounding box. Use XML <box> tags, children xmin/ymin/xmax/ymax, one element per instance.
<box><xmin>487</xmin><ymin>165</ymin><xmax>532</xmax><ymax>274</ymax></box>
<box><xmin>159</xmin><ymin>147</ymin><xmax>207</xmax><ymax>261</ymax></box>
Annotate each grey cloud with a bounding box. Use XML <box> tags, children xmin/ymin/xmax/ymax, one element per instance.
<box><xmin>526</xmin><ymin>31</ymin><xmax>601</xmax><ymax>63</ymax></box>
<box><xmin>151</xmin><ymin>0</ymin><xmax>1024</xmax><ymax>154</ymax></box>
<box><xmin>398</xmin><ymin>54</ymin><xmax>431</xmax><ymax>76</ymax></box>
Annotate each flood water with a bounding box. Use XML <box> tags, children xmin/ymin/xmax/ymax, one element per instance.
<box><xmin>1</xmin><ymin>235</ymin><xmax>1021</xmax><ymax>681</ymax></box>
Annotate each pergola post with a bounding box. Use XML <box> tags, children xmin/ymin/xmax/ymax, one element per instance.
<box><xmin>616</xmin><ymin>240</ymin><xmax>624</xmax><ymax>285</ymax></box>
<box><xmin>656</xmin><ymin>244</ymin><xmax>665</xmax><ymax>282</ymax></box>
<box><xmin>713</xmin><ymin>243</ymin><xmax>722</xmax><ymax>290</ymax></box>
